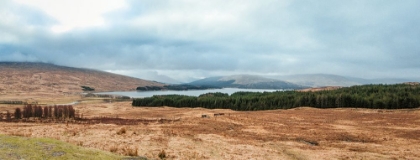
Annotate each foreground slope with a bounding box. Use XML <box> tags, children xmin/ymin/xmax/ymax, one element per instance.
<box><xmin>0</xmin><ymin>62</ymin><xmax>163</xmax><ymax>95</ymax></box>
<box><xmin>189</xmin><ymin>75</ymin><xmax>305</xmax><ymax>89</ymax></box>
<box><xmin>0</xmin><ymin>134</ymin><xmax>125</xmax><ymax>160</ymax></box>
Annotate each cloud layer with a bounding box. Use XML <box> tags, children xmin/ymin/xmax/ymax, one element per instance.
<box><xmin>1</xmin><ymin>0</ymin><xmax>420</xmax><ymax>82</ymax></box>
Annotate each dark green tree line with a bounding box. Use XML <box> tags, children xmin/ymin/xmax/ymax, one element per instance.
<box><xmin>132</xmin><ymin>84</ymin><xmax>420</xmax><ymax>110</ymax></box>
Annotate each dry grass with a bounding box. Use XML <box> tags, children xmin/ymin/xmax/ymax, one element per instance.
<box><xmin>1</xmin><ymin>101</ymin><xmax>420</xmax><ymax>159</ymax></box>
<box><xmin>9</xmin><ymin>131</ymin><xmax>30</xmax><ymax>137</ymax></box>
<box><xmin>122</xmin><ymin>146</ymin><xmax>138</xmax><ymax>156</ymax></box>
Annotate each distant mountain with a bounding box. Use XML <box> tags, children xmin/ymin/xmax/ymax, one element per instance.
<box><xmin>146</xmin><ymin>74</ymin><xmax>182</xmax><ymax>84</ymax></box>
<box><xmin>188</xmin><ymin>75</ymin><xmax>305</xmax><ymax>89</ymax></box>
<box><xmin>272</xmin><ymin>74</ymin><xmax>418</xmax><ymax>87</ymax></box>
<box><xmin>273</xmin><ymin>74</ymin><xmax>364</xmax><ymax>87</ymax></box>
<box><xmin>368</xmin><ymin>78</ymin><xmax>416</xmax><ymax>85</ymax></box>
<box><xmin>0</xmin><ymin>62</ymin><xmax>164</xmax><ymax>94</ymax></box>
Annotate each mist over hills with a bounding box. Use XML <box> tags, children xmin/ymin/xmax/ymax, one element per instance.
<box><xmin>272</xmin><ymin>74</ymin><xmax>417</xmax><ymax>87</ymax></box>
<box><xmin>187</xmin><ymin>74</ymin><xmax>419</xmax><ymax>89</ymax></box>
<box><xmin>272</xmin><ymin>74</ymin><xmax>363</xmax><ymax>87</ymax></box>
<box><xmin>188</xmin><ymin>75</ymin><xmax>306</xmax><ymax>89</ymax></box>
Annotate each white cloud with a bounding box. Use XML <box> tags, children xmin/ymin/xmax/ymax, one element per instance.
<box><xmin>14</xmin><ymin>0</ymin><xmax>127</xmax><ymax>33</ymax></box>
<box><xmin>129</xmin><ymin>0</ymin><xmax>251</xmax><ymax>41</ymax></box>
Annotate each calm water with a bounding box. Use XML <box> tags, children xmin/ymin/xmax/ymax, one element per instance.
<box><xmin>97</xmin><ymin>88</ymin><xmax>281</xmax><ymax>98</ymax></box>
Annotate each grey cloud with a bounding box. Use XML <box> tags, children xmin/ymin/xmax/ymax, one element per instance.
<box><xmin>1</xmin><ymin>0</ymin><xmax>420</xmax><ymax>82</ymax></box>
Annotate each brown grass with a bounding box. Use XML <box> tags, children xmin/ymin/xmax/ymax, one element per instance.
<box><xmin>1</xmin><ymin>101</ymin><xmax>420</xmax><ymax>159</ymax></box>
<box><xmin>122</xmin><ymin>146</ymin><xmax>138</xmax><ymax>156</ymax></box>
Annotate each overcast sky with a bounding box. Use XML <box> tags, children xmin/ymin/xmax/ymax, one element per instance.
<box><xmin>1</xmin><ymin>0</ymin><xmax>419</xmax><ymax>83</ymax></box>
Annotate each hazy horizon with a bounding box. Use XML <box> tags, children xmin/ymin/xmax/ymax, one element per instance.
<box><xmin>1</xmin><ymin>0</ymin><xmax>419</xmax><ymax>82</ymax></box>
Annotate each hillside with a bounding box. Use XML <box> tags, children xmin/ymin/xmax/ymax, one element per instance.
<box><xmin>189</xmin><ymin>75</ymin><xmax>305</xmax><ymax>89</ymax></box>
<box><xmin>0</xmin><ymin>62</ymin><xmax>163</xmax><ymax>95</ymax></box>
<box><xmin>273</xmin><ymin>74</ymin><xmax>364</xmax><ymax>87</ymax></box>
<box><xmin>272</xmin><ymin>74</ymin><xmax>417</xmax><ymax>87</ymax></box>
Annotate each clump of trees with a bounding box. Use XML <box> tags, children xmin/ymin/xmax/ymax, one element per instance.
<box><xmin>132</xmin><ymin>84</ymin><xmax>420</xmax><ymax>110</ymax></box>
<box><xmin>136</xmin><ymin>84</ymin><xmax>220</xmax><ymax>91</ymax></box>
<box><xmin>13</xmin><ymin>105</ymin><xmax>76</xmax><ymax>119</ymax></box>
<box><xmin>81</xmin><ymin>86</ymin><xmax>95</xmax><ymax>91</ymax></box>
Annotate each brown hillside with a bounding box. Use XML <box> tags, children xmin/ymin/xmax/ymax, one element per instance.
<box><xmin>299</xmin><ymin>86</ymin><xmax>342</xmax><ymax>92</ymax></box>
<box><xmin>0</xmin><ymin>62</ymin><xmax>163</xmax><ymax>95</ymax></box>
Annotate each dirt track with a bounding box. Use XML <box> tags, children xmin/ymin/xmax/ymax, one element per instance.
<box><xmin>1</xmin><ymin>102</ymin><xmax>420</xmax><ymax>159</ymax></box>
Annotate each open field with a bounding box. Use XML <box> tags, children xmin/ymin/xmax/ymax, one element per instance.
<box><xmin>0</xmin><ymin>134</ymin><xmax>126</xmax><ymax>160</ymax></box>
<box><xmin>1</xmin><ymin>101</ymin><xmax>420</xmax><ymax>159</ymax></box>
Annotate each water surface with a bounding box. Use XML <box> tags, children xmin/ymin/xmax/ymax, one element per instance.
<box><xmin>97</xmin><ymin>88</ymin><xmax>280</xmax><ymax>98</ymax></box>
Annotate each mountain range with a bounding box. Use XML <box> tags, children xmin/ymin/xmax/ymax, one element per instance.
<box><xmin>188</xmin><ymin>75</ymin><xmax>306</xmax><ymax>89</ymax></box>
<box><xmin>187</xmin><ymin>74</ymin><xmax>419</xmax><ymax>89</ymax></box>
<box><xmin>1</xmin><ymin>62</ymin><xmax>418</xmax><ymax>93</ymax></box>
<box><xmin>273</xmin><ymin>74</ymin><xmax>417</xmax><ymax>87</ymax></box>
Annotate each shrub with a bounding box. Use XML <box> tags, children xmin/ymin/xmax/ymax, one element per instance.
<box><xmin>48</xmin><ymin>106</ymin><xmax>53</xmax><ymax>118</ymax></box>
<box><xmin>54</xmin><ymin>106</ymin><xmax>58</xmax><ymax>118</ymax></box>
<box><xmin>158</xmin><ymin>149</ymin><xmax>166</xmax><ymax>159</ymax></box>
<box><xmin>6</xmin><ymin>111</ymin><xmax>11</xmax><ymax>121</ymax></box>
<box><xmin>117</xmin><ymin>127</ymin><xmax>126</xmax><ymax>135</ymax></box>
<box><xmin>15</xmin><ymin>108</ymin><xmax>22</xmax><ymax>119</ymax></box>
<box><xmin>122</xmin><ymin>146</ymin><xmax>138</xmax><ymax>156</ymax></box>
<box><xmin>43</xmin><ymin>107</ymin><xmax>49</xmax><ymax>118</ymax></box>
<box><xmin>109</xmin><ymin>145</ymin><xmax>118</xmax><ymax>153</ymax></box>
<box><xmin>81</xmin><ymin>86</ymin><xmax>95</xmax><ymax>91</ymax></box>
<box><xmin>57</xmin><ymin>108</ymin><xmax>63</xmax><ymax>119</ymax></box>
<box><xmin>62</xmin><ymin>106</ymin><xmax>68</xmax><ymax>118</ymax></box>
<box><xmin>23</xmin><ymin>105</ymin><xmax>33</xmax><ymax>118</ymax></box>
<box><xmin>68</xmin><ymin>105</ymin><xmax>75</xmax><ymax>118</ymax></box>
<box><xmin>35</xmin><ymin>106</ymin><xmax>43</xmax><ymax>118</ymax></box>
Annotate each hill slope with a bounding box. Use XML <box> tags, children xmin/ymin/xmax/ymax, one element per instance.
<box><xmin>189</xmin><ymin>75</ymin><xmax>305</xmax><ymax>89</ymax></box>
<box><xmin>0</xmin><ymin>62</ymin><xmax>163</xmax><ymax>94</ymax></box>
<box><xmin>0</xmin><ymin>134</ymin><xmax>124</xmax><ymax>160</ymax></box>
<box><xmin>273</xmin><ymin>74</ymin><xmax>417</xmax><ymax>87</ymax></box>
<box><xmin>274</xmin><ymin>74</ymin><xmax>364</xmax><ymax>87</ymax></box>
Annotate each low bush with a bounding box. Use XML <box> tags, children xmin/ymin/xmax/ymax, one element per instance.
<box><xmin>117</xmin><ymin>127</ymin><xmax>126</xmax><ymax>135</ymax></box>
<box><xmin>158</xmin><ymin>149</ymin><xmax>166</xmax><ymax>159</ymax></box>
<box><xmin>122</xmin><ymin>146</ymin><xmax>138</xmax><ymax>156</ymax></box>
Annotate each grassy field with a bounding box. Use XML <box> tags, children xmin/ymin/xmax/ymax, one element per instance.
<box><xmin>0</xmin><ymin>134</ymin><xmax>135</xmax><ymax>160</ymax></box>
<box><xmin>2</xmin><ymin>101</ymin><xmax>420</xmax><ymax>159</ymax></box>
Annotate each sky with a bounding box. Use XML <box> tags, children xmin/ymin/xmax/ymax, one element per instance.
<box><xmin>1</xmin><ymin>0</ymin><xmax>419</xmax><ymax>83</ymax></box>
